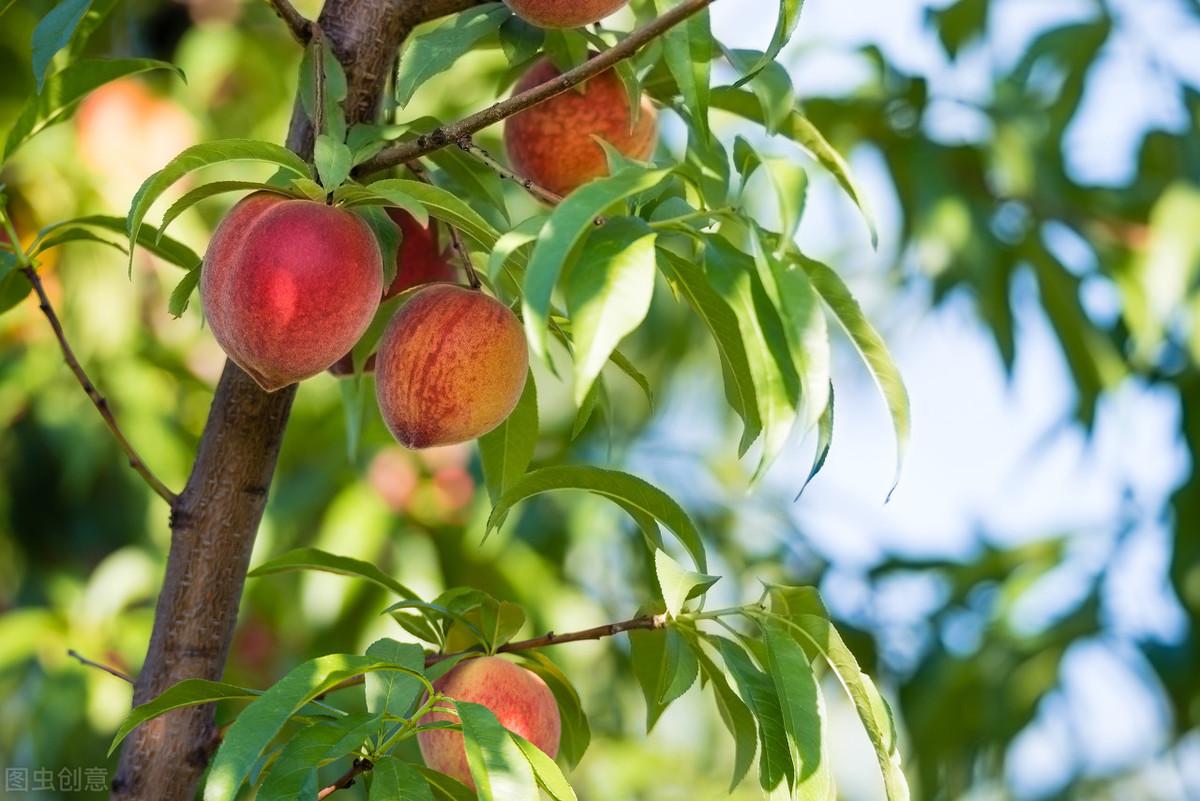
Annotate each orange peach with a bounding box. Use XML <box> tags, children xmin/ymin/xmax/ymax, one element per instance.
<box><xmin>418</xmin><ymin>656</ymin><xmax>561</xmax><ymax>788</ymax></box>
<box><xmin>505</xmin><ymin>59</ymin><xmax>657</xmax><ymax>196</ymax></box>
<box><xmin>505</xmin><ymin>0</ymin><xmax>628</xmax><ymax>28</ymax></box>
<box><xmin>374</xmin><ymin>285</ymin><xmax>528</xmax><ymax>448</ymax></box>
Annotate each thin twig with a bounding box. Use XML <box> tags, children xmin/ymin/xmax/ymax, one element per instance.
<box><xmin>264</xmin><ymin>0</ymin><xmax>313</xmax><ymax>43</ymax></box>
<box><xmin>0</xmin><ymin>210</ymin><xmax>178</xmax><ymax>505</ymax></box>
<box><xmin>67</xmin><ymin>649</ymin><xmax>134</xmax><ymax>683</ymax></box>
<box><xmin>356</xmin><ymin>0</ymin><xmax>717</xmax><ymax>175</ymax></box>
<box><xmin>317</xmin><ymin>758</ymin><xmax>372</xmax><ymax>800</ymax></box>
<box><xmin>459</xmin><ymin>140</ymin><xmax>564</xmax><ymax>207</ymax></box>
<box><xmin>316</xmin><ymin>613</ymin><xmax>668</xmax><ymax>699</ymax></box>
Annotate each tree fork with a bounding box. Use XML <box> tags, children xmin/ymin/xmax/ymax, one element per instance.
<box><xmin>109</xmin><ymin>2</ymin><xmax>482</xmax><ymax>798</ymax></box>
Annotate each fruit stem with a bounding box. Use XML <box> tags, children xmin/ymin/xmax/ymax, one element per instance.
<box><xmin>0</xmin><ymin>206</ymin><xmax>179</xmax><ymax>506</ymax></box>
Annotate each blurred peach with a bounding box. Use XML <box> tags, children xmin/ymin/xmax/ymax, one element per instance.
<box><xmin>75</xmin><ymin>79</ymin><xmax>197</xmax><ymax>200</ymax></box>
<box><xmin>432</xmin><ymin>466</ymin><xmax>475</xmax><ymax>513</ymax></box>
<box><xmin>418</xmin><ymin>443</ymin><xmax>470</xmax><ymax>472</ymax></box>
<box><xmin>368</xmin><ymin>447</ymin><xmax>420</xmax><ymax>512</ymax></box>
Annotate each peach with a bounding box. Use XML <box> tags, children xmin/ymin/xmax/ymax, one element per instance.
<box><xmin>505</xmin><ymin>58</ymin><xmax>657</xmax><ymax>196</ymax></box>
<box><xmin>200</xmin><ymin>193</ymin><xmax>383</xmax><ymax>391</ymax></box>
<box><xmin>505</xmin><ymin>0</ymin><xmax>628</xmax><ymax>28</ymax></box>
<box><xmin>374</xmin><ymin>284</ymin><xmax>528</xmax><ymax>448</ymax></box>
<box><xmin>385</xmin><ymin>208</ymin><xmax>459</xmax><ymax>299</ymax></box>
<box><xmin>418</xmin><ymin>656</ymin><xmax>561</xmax><ymax>788</ymax></box>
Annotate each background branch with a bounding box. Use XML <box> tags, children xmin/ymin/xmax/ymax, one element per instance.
<box><xmin>357</xmin><ymin>0</ymin><xmax>717</xmax><ymax>174</ymax></box>
<box><xmin>264</xmin><ymin>0</ymin><xmax>313</xmax><ymax>43</ymax></box>
<box><xmin>68</xmin><ymin>649</ymin><xmax>134</xmax><ymax>683</ymax></box>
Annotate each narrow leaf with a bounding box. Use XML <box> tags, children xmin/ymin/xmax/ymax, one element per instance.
<box><xmin>479</xmin><ymin>373</ymin><xmax>538</xmax><ymax>504</ymax></box>
<box><xmin>109</xmin><ymin>680</ymin><xmax>259</xmax><ymax>756</ymax></box>
<box><xmin>31</xmin><ymin>0</ymin><xmax>92</xmax><ymax>92</ymax></box>
<box><xmin>248</xmin><ymin>547</ymin><xmax>420</xmax><ymax>600</ymax></box>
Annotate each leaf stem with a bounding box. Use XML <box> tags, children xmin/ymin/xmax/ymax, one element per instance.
<box><xmin>0</xmin><ymin>207</ymin><xmax>178</xmax><ymax>505</ymax></box>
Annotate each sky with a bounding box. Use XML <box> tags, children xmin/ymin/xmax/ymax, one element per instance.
<box><xmin>633</xmin><ymin>0</ymin><xmax>1200</xmax><ymax>798</ymax></box>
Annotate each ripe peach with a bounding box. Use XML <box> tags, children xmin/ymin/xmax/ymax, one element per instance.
<box><xmin>505</xmin><ymin>0</ymin><xmax>628</xmax><ymax>28</ymax></box>
<box><xmin>418</xmin><ymin>656</ymin><xmax>561</xmax><ymax>788</ymax></box>
<box><xmin>374</xmin><ymin>285</ymin><xmax>528</xmax><ymax>449</ymax></box>
<box><xmin>200</xmin><ymin>193</ymin><xmax>383</xmax><ymax>391</ymax></box>
<box><xmin>385</xmin><ymin>209</ymin><xmax>459</xmax><ymax>299</ymax></box>
<box><xmin>505</xmin><ymin>58</ymin><xmax>657</xmax><ymax>196</ymax></box>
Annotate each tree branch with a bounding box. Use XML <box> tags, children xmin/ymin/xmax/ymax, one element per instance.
<box><xmin>459</xmin><ymin>139</ymin><xmax>564</xmax><ymax>207</ymax></box>
<box><xmin>264</xmin><ymin>0</ymin><xmax>314</xmax><ymax>44</ymax></box>
<box><xmin>356</xmin><ymin>0</ymin><xmax>717</xmax><ymax>175</ymax></box>
<box><xmin>317</xmin><ymin>758</ymin><xmax>372</xmax><ymax>800</ymax></box>
<box><xmin>0</xmin><ymin>203</ymin><xmax>179</xmax><ymax>505</ymax></box>
<box><xmin>68</xmin><ymin>649</ymin><xmax>134</xmax><ymax>683</ymax></box>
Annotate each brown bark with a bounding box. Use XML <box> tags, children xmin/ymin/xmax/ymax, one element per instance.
<box><xmin>109</xmin><ymin>2</ymin><xmax>482</xmax><ymax>798</ymax></box>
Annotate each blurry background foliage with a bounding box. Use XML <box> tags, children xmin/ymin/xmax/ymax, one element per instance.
<box><xmin>1</xmin><ymin>0</ymin><xmax>1199</xmax><ymax>799</ymax></box>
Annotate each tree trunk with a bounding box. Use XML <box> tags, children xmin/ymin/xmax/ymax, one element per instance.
<box><xmin>109</xmin><ymin>1</ymin><xmax>479</xmax><ymax>797</ymax></box>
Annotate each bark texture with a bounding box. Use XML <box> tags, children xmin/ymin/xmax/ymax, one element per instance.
<box><xmin>109</xmin><ymin>1</ymin><xmax>483</xmax><ymax>797</ymax></box>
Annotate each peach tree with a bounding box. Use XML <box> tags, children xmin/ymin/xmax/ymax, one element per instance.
<box><xmin>0</xmin><ymin>0</ymin><xmax>911</xmax><ymax>799</ymax></box>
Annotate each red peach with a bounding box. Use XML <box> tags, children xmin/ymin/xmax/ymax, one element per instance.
<box><xmin>385</xmin><ymin>209</ymin><xmax>459</xmax><ymax>299</ymax></box>
<box><xmin>418</xmin><ymin>656</ymin><xmax>561</xmax><ymax>788</ymax></box>
<box><xmin>374</xmin><ymin>285</ymin><xmax>528</xmax><ymax>449</ymax></box>
<box><xmin>505</xmin><ymin>59</ymin><xmax>657</xmax><ymax>196</ymax></box>
<box><xmin>200</xmin><ymin>193</ymin><xmax>383</xmax><ymax>391</ymax></box>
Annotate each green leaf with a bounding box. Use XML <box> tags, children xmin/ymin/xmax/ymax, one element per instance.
<box><xmin>654</xmin><ymin>0</ymin><xmax>711</xmax><ymax>139</ymax></box>
<box><xmin>762</xmin><ymin>620</ymin><xmax>835</xmax><ymax>800</ymax></box>
<box><xmin>752</xmin><ymin>230</ymin><xmax>830</xmax><ymax>435</ymax></box>
<box><xmin>31</xmin><ymin>0</ymin><xmax>92</xmax><ymax>92</ymax></box>
<box><xmin>653</xmin><ymin>549</ymin><xmax>719</xmax><ymax>617</ymax></box>
<box><xmin>726</xmin><ymin>51</ymin><xmax>794</xmax><ymax>134</ymax></box>
<box><xmin>797</xmin><ymin>255</ymin><xmax>909</xmax><ymax>499</ymax></box>
<box><xmin>714</xmin><ymin>636</ymin><xmax>794</xmax><ymax>791</ymax></box>
<box><xmin>168</xmin><ymin>266</ymin><xmax>201</xmax><ymax>317</ymax></box>
<box><xmin>708</xmin><ymin>87</ymin><xmax>877</xmax><ymax>246</ymax></box>
<box><xmin>257</xmin><ymin>714</ymin><xmax>378</xmax><ymax>801</ymax></box>
<box><xmin>4</xmin><ymin>58</ymin><xmax>184</xmax><ymax>160</ymax></box>
<box><xmin>657</xmin><ymin>249</ymin><xmax>761</xmax><ymax>452</ymax></box>
<box><xmin>629</xmin><ymin>626</ymin><xmax>698</xmax><ymax>730</ymax></box>
<box><xmin>0</xmin><ymin>255</ymin><xmax>31</xmax><ymax>315</ymax></box>
<box><xmin>454</xmin><ymin>701</ymin><xmax>539</xmax><ymax>801</ymax></box>
<box><xmin>371</xmin><ymin>757</ymin><xmax>435</xmax><ymax>801</ymax></box>
<box><xmin>414</xmin><ymin>766</ymin><xmax>477</xmax><ymax>801</ymax></box>
<box><xmin>797</xmin><ymin>382</ymin><xmax>833</xmax><ymax>499</ymax></box>
<box><xmin>487</xmin><ymin>465</ymin><xmax>707</xmax><ymax>571</ymax></box>
<box><xmin>566</xmin><ymin>217</ymin><xmax>657</xmax><ymax>406</ymax></box>
<box><xmin>706</xmin><ymin>239</ymin><xmax>798</xmax><ymax>479</ymax></box>
<box><xmin>777</xmin><ymin>614</ymin><xmax>908</xmax><ymax>801</ymax></box>
<box><xmin>356</xmin><ymin>205</ymin><xmax>402</xmax><ymax>287</ymax></box>
<box><xmin>487</xmin><ymin>216</ymin><xmax>545</xmax><ymax>283</ymax></box>
<box><xmin>395</xmin><ymin>4</ymin><xmax>512</xmax><ymax>108</ymax></box>
<box><xmin>29</xmin><ymin>226</ymin><xmax>126</xmax><ymax>257</ymax></box>
<box><xmin>731</xmin><ymin>0</ymin><xmax>805</xmax><ymax>87</ymax></box>
<box><xmin>385</xmin><ymin>599</ymin><xmax>487</xmax><ymax>647</ymax></box>
<box><xmin>363</xmin><ymin>179</ymin><xmax>498</xmax><ymax>251</ymax></box>
<box><xmin>514</xmin><ymin>652</ymin><xmax>590</xmax><ymax>770</ymax></box>
<box><xmin>109</xmin><ymin>679</ymin><xmax>259</xmax><ymax>756</ymax></box>
<box><xmin>203</xmin><ymin>655</ymin><xmax>432</xmax><ymax>801</ymax></box>
<box><xmin>126</xmin><ymin>140</ymin><xmax>311</xmax><ymax>274</ymax></box>
<box><xmin>523</xmin><ymin>166</ymin><xmax>671</xmax><ymax>358</ymax></box>
<box><xmin>299</xmin><ymin>40</ymin><xmax>348</xmax><ymax>143</ymax></box>
<box><xmin>479</xmin><ymin>373</ymin><xmax>538</xmax><ymax>504</ymax></box>
<box><xmin>315</xmin><ymin>134</ymin><xmax>353</xmax><ymax>190</ymax></box>
<box><xmin>36</xmin><ymin>215</ymin><xmax>200</xmax><ymax>271</ymax></box>
<box><xmin>248</xmin><ymin>547</ymin><xmax>420</xmax><ymax>600</ymax></box>
<box><xmin>157</xmin><ymin>181</ymin><xmax>286</xmax><ymax>241</ymax></box>
<box><xmin>694</xmin><ymin>646</ymin><xmax>757</xmax><ymax>790</ymax></box>
<box><xmin>365</xmin><ymin>639</ymin><xmax>426</xmax><ymax>723</ymax></box>
<box><xmin>510</xmin><ymin>733</ymin><xmax>577</xmax><ymax>801</ymax></box>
